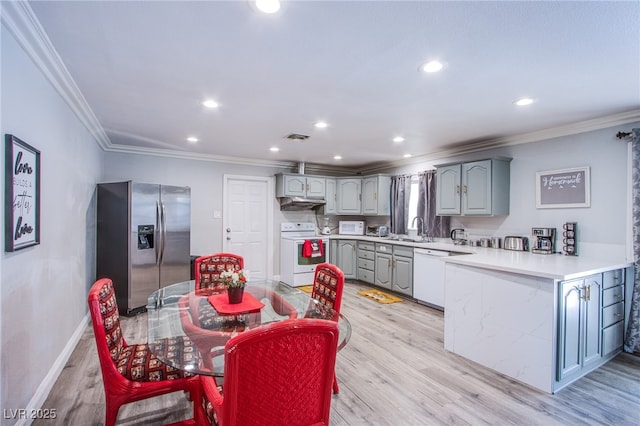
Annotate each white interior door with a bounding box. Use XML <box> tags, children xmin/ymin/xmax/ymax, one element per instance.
<box><xmin>223</xmin><ymin>175</ymin><xmax>274</xmax><ymax>281</ymax></box>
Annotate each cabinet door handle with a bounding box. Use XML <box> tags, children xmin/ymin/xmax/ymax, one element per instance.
<box><xmin>585</xmin><ymin>284</ymin><xmax>591</xmax><ymax>301</ymax></box>
<box><xmin>374</xmin><ymin>192</ymin><xmax>377</xmax><ymax>200</ymax></box>
<box><xmin>463</xmin><ymin>185</ymin><xmax>468</xmax><ymax>194</ymax></box>
<box><xmin>456</xmin><ymin>184</ymin><xmax>460</xmax><ymax>194</ymax></box>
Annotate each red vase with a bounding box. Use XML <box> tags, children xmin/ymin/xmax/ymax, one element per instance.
<box><xmin>227</xmin><ymin>287</ymin><xmax>244</xmax><ymax>304</ymax></box>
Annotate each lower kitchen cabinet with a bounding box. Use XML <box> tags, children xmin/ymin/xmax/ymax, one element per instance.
<box><xmin>357</xmin><ymin>241</ymin><xmax>375</xmax><ymax>284</ymax></box>
<box><xmin>374</xmin><ymin>243</ymin><xmax>412</xmax><ymax>296</ymax></box>
<box><xmin>557</xmin><ymin>275</ymin><xmax>602</xmax><ymax>382</ymax></box>
<box><xmin>557</xmin><ymin>269</ymin><xmax>626</xmax><ymax>387</ymax></box>
<box><xmin>335</xmin><ymin>239</ymin><xmax>357</xmax><ymax>279</ymax></box>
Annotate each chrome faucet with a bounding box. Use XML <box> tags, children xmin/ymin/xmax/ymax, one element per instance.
<box><xmin>411</xmin><ymin>216</ymin><xmax>425</xmax><ymax>240</ymax></box>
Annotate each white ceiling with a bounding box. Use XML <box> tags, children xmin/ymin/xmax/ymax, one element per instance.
<box><xmin>22</xmin><ymin>1</ymin><xmax>640</xmax><ymax>170</ymax></box>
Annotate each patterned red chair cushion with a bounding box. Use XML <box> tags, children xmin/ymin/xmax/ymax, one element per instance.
<box><xmin>198</xmin><ymin>254</ymin><xmax>243</xmax><ymax>290</ymax></box>
<box><xmin>311</xmin><ymin>267</ymin><xmax>339</xmax><ymax>310</ymax></box>
<box><xmin>97</xmin><ymin>280</ymin><xmax>125</xmax><ymax>360</ymax></box>
<box><xmin>115</xmin><ymin>339</ymin><xmax>197</xmax><ymax>381</ymax></box>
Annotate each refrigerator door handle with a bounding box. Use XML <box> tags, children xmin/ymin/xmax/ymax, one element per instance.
<box><xmin>159</xmin><ymin>202</ymin><xmax>167</xmax><ymax>265</ymax></box>
<box><xmin>156</xmin><ymin>201</ymin><xmax>163</xmax><ymax>265</ymax></box>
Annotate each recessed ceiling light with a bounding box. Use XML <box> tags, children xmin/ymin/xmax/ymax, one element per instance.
<box><xmin>202</xmin><ymin>99</ymin><xmax>219</xmax><ymax>108</ymax></box>
<box><xmin>270</xmin><ymin>147</ymin><xmax>280</xmax><ymax>152</ymax></box>
<box><xmin>514</xmin><ymin>97</ymin><xmax>535</xmax><ymax>106</ymax></box>
<box><xmin>403</xmin><ymin>154</ymin><xmax>412</xmax><ymax>158</ymax></box>
<box><xmin>187</xmin><ymin>137</ymin><xmax>198</xmax><ymax>143</ymax></box>
<box><xmin>420</xmin><ymin>60</ymin><xmax>445</xmax><ymax>73</ymax></box>
<box><xmin>254</xmin><ymin>0</ymin><xmax>280</xmax><ymax>14</ymax></box>
<box><xmin>314</xmin><ymin>121</ymin><xmax>328</xmax><ymax>129</ymax></box>
<box><xmin>393</xmin><ymin>136</ymin><xmax>405</xmax><ymax>143</ymax></box>
<box><xmin>333</xmin><ymin>155</ymin><xmax>342</xmax><ymax>160</ymax></box>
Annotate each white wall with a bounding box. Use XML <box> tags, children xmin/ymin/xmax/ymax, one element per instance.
<box><xmin>1</xmin><ymin>25</ymin><xmax>103</xmax><ymax>421</ymax></box>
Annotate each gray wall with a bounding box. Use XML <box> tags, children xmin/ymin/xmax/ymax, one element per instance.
<box><xmin>381</xmin><ymin>125</ymin><xmax>635</xmax><ymax>258</ymax></box>
<box><xmin>1</xmin><ymin>25</ymin><xmax>103</xmax><ymax>419</ymax></box>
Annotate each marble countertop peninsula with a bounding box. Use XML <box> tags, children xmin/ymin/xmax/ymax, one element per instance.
<box><xmin>326</xmin><ymin>234</ymin><xmax>631</xmax><ymax>280</ymax></box>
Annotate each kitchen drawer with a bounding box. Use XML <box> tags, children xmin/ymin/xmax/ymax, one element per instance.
<box><xmin>602</xmin><ymin>285</ymin><xmax>624</xmax><ymax>307</ymax></box>
<box><xmin>357</xmin><ymin>268</ymin><xmax>374</xmax><ymax>284</ymax></box>
<box><xmin>376</xmin><ymin>243</ymin><xmax>393</xmax><ymax>253</ymax></box>
<box><xmin>357</xmin><ymin>258</ymin><xmax>375</xmax><ymax>271</ymax></box>
<box><xmin>603</xmin><ymin>269</ymin><xmax>624</xmax><ymax>289</ymax></box>
<box><xmin>602</xmin><ymin>321</ymin><xmax>624</xmax><ymax>356</ymax></box>
<box><xmin>393</xmin><ymin>245</ymin><xmax>414</xmax><ymax>258</ymax></box>
<box><xmin>358</xmin><ymin>241</ymin><xmax>376</xmax><ymax>251</ymax></box>
<box><xmin>602</xmin><ymin>302</ymin><xmax>624</xmax><ymax>328</ymax></box>
<box><xmin>358</xmin><ymin>249</ymin><xmax>375</xmax><ymax>261</ymax></box>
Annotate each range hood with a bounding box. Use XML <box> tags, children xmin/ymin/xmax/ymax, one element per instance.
<box><xmin>279</xmin><ymin>196</ymin><xmax>326</xmax><ymax>211</ymax></box>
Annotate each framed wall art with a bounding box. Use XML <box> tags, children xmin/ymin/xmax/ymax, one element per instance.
<box><xmin>5</xmin><ymin>134</ymin><xmax>40</xmax><ymax>251</ymax></box>
<box><xmin>536</xmin><ymin>166</ymin><xmax>590</xmax><ymax>209</ymax></box>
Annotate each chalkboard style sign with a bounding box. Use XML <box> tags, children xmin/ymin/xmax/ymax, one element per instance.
<box><xmin>5</xmin><ymin>134</ymin><xmax>40</xmax><ymax>251</ymax></box>
<box><xmin>536</xmin><ymin>166</ymin><xmax>590</xmax><ymax>209</ymax></box>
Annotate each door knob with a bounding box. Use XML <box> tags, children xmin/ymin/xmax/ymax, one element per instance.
<box><xmin>226</xmin><ymin>236</ymin><xmax>231</xmax><ymax>240</ymax></box>
<box><xmin>226</xmin><ymin>228</ymin><xmax>231</xmax><ymax>233</ymax></box>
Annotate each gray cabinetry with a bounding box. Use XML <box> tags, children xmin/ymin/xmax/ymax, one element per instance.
<box><xmin>435</xmin><ymin>158</ymin><xmax>511</xmax><ymax>216</ymax></box>
<box><xmin>357</xmin><ymin>241</ymin><xmax>375</xmax><ymax>284</ymax></box>
<box><xmin>602</xmin><ymin>270</ymin><xmax>625</xmax><ymax>356</ymax></box>
<box><xmin>323</xmin><ymin>178</ymin><xmax>337</xmax><ymax>214</ymax></box>
<box><xmin>335</xmin><ymin>239</ymin><xmax>357</xmax><ymax>279</ymax></box>
<box><xmin>336</xmin><ymin>178</ymin><xmax>362</xmax><ymax>214</ymax></box>
<box><xmin>361</xmin><ymin>175</ymin><xmax>391</xmax><ymax>216</ymax></box>
<box><xmin>374</xmin><ymin>243</ymin><xmax>412</xmax><ymax>296</ymax></box>
<box><xmin>557</xmin><ymin>269</ymin><xmax>626</xmax><ymax>386</ymax></box>
<box><xmin>557</xmin><ymin>275</ymin><xmax>602</xmax><ymax>383</ymax></box>
<box><xmin>275</xmin><ymin>173</ymin><xmax>326</xmax><ymax>198</ymax></box>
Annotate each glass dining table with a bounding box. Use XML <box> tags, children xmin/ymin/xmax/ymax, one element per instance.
<box><xmin>147</xmin><ymin>280</ymin><xmax>352</xmax><ymax>377</ymax></box>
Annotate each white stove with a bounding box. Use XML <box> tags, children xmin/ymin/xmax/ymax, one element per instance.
<box><xmin>280</xmin><ymin>222</ymin><xmax>330</xmax><ymax>287</ymax></box>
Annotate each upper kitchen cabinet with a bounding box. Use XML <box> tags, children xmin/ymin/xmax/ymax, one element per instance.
<box><xmin>275</xmin><ymin>174</ymin><xmax>326</xmax><ymax>198</ymax></box>
<box><xmin>435</xmin><ymin>158</ymin><xmax>511</xmax><ymax>216</ymax></box>
<box><xmin>336</xmin><ymin>178</ymin><xmax>362</xmax><ymax>215</ymax></box>
<box><xmin>361</xmin><ymin>175</ymin><xmax>391</xmax><ymax>216</ymax></box>
<box><xmin>323</xmin><ymin>178</ymin><xmax>337</xmax><ymax>215</ymax></box>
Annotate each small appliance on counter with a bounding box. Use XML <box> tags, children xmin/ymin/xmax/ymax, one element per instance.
<box><xmin>562</xmin><ymin>222</ymin><xmax>578</xmax><ymax>256</ymax></box>
<box><xmin>366</xmin><ymin>225</ymin><xmax>389</xmax><ymax>237</ymax></box>
<box><xmin>450</xmin><ymin>228</ymin><xmax>467</xmax><ymax>245</ymax></box>
<box><xmin>321</xmin><ymin>217</ymin><xmax>331</xmax><ymax>235</ymax></box>
<box><xmin>503</xmin><ymin>236</ymin><xmax>529</xmax><ymax>251</ymax></box>
<box><xmin>531</xmin><ymin>227</ymin><xmax>556</xmax><ymax>254</ymax></box>
<box><xmin>338</xmin><ymin>220</ymin><xmax>365</xmax><ymax>235</ymax></box>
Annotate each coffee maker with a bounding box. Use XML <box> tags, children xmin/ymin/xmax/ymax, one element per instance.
<box><xmin>531</xmin><ymin>227</ymin><xmax>556</xmax><ymax>254</ymax></box>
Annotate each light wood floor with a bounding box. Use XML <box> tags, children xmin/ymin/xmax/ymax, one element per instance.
<box><xmin>36</xmin><ymin>281</ymin><xmax>640</xmax><ymax>425</ymax></box>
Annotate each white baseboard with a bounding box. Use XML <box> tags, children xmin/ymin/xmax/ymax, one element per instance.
<box><xmin>17</xmin><ymin>313</ymin><xmax>89</xmax><ymax>426</ymax></box>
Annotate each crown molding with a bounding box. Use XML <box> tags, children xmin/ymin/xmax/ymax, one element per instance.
<box><xmin>358</xmin><ymin>109</ymin><xmax>640</xmax><ymax>174</ymax></box>
<box><xmin>5</xmin><ymin>1</ymin><xmax>638</xmax><ymax>175</ymax></box>
<box><xmin>1</xmin><ymin>1</ymin><xmax>111</xmax><ymax>149</ymax></box>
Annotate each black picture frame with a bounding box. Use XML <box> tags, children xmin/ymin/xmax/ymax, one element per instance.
<box><xmin>5</xmin><ymin>134</ymin><xmax>40</xmax><ymax>251</ymax></box>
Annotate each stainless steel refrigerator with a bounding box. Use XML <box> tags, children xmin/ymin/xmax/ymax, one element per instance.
<box><xmin>97</xmin><ymin>181</ymin><xmax>191</xmax><ymax>314</ymax></box>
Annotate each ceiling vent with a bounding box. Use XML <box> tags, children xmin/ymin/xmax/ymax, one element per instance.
<box><xmin>285</xmin><ymin>133</ymin><xmax>310</xmax><ymax>141</ymax></box>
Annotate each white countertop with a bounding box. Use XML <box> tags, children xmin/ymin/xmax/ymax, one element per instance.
<box><xmin>327</xmin><ymin>235</ymin><xmax>632</xmax><ymax>280</ymax></box>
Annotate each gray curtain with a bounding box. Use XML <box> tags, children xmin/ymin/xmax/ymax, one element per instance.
<box><xmin>390</xmin><ymin>175</ymin><xmax>411</xmax><ymax>235</ymax></box>
<box><xmin>417</xmin><ymin>171</ymin><xmax>450</xmax><ymax>238</ymax></box>
<box><xmin>624</xmin><ymin>128</ymin><xmax>640</xmax><ymax>353</ymax></box>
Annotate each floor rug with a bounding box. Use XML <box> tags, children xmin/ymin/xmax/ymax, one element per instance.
<box><xmin>357</xmin><ymin>289</ymin><xmax>403</xmax><ymax>304</ymax></box>
<box><xmin>298</xmin><ymin>285</ymin><xmax>314</xmax><ymax>293</ymax></box>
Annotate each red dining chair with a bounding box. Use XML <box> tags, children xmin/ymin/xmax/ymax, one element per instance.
<box><xmin>310</xmin><ymin>262</ymin><xmax>345</xmax><ymax>394</ymax></box>
<box><xmin>195</xmin><ymin>253</ymin><xmax>244</xmax><ymax>290</ymax></box>
<box><xmin>197</xmin><ymin>319</ymin><xmax>339</xmax><ymax>426</ymax></box>
<box><xmin>88</xmin><ymin>278</ymin><xmax>202</xmax><ymax>426</ymax></box>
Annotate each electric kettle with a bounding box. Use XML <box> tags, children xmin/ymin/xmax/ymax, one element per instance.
<box><xmin>450</xmin><ymin>229</ymin><xmax>467</xmax><ymax>244</ymax></box>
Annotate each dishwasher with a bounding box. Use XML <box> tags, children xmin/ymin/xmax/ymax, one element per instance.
<box><xmin>413</xmin><ymin>248</ymin><xmax>450</xmax><ymax>310</ymax></box>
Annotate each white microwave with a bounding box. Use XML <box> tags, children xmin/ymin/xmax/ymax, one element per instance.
<box><xmin>338</xmin><ymin>221</ymin><xmax>365</xmax><ymax>235</ymax></box>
